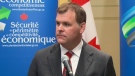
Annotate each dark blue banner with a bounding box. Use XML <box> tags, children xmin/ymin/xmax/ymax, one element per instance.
<box><xmin>0</xmin><ymin>0</ymin><xmax>57</xmax><ymax>76</ymax></box>
<box><xmin>120</xmin><ymin>0</ymin><xmax>135</xmax><ymax>76</ymax></box>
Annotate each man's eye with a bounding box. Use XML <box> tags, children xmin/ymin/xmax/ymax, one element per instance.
<box><xmin>56</xmin><ymin>22</ymin><xmax>60</xmax><ymax>26</ymax></box>
<box><xmin>64</xmin><ymin>23</ymin><xmax>70</xmax><ymax>26</ymax></box>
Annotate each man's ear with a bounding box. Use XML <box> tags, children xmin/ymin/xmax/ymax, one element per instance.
<box><xmin>80</xmin><ymin>22</ymin><xmax>86</xmax><ymax>34</ymax></box>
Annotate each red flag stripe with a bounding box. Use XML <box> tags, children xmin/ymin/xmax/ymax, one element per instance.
<box><xmin>72</xmin><ymin>0</ymin><xmax>89</xmax><ymax>6</ymax></box>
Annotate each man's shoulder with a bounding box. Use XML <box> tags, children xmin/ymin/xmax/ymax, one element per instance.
<box><xmin>84</xmin><ymin>43</ymin><xmax>111</xmax><ymax>59</ymax></box>
<box><xmin>35</xmin><ymin>43</ymin><xmax>59</xmax><ymax>56</ymax></box>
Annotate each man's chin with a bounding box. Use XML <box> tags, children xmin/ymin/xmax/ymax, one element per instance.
<box><xmin>57</xmin><ymin>40</ymin><xmax>66</xmax><ymax>44</ymax></box>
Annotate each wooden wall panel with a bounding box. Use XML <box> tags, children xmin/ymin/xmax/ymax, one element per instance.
<box><xmin>91</xmin><ymin>0</ymin><xmax>120</xmax><ymax>76</ymax></box>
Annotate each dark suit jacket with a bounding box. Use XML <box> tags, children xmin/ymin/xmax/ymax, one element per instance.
<box><xmin>28</xmin><ymin>41</ymin><xmax>116</xmax><ymax>76</ymax></box>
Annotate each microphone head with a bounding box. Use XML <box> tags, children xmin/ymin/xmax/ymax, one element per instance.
<box><xmin>61</xmin><ymin>55</ymin><xmax>69</xmax><ymax>63</ymax></box>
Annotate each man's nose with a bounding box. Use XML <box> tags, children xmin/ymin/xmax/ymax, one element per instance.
<box><xmin>58</xmin><ymin>24</ymin><xmax>64</xmax><ymax>31</ymax></box>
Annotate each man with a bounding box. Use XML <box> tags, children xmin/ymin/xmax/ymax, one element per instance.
<box><xmin>28</xmin><ymin>2</ymin><xmax>116</xmax><ymax>76</ymax></box>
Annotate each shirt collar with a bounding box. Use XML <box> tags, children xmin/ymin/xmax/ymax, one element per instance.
<box><xmin>61</xmin><ymin>39</ymin><xmax>83</xmax><ymax>58</ymax></box>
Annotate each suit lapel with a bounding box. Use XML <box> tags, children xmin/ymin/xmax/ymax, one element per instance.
<box><xmin>75</xmin><ymin>41</ymin><xmax>94</xmax><ymax>76</ymax></box>
<box><xmin>47</xmin><ymin>44</ymin><xmax>62</xmax><ymax>76</ymax></box>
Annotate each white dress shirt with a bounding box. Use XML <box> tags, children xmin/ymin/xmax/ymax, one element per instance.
<box><xmin>61</xmin><ymin>40</ymin><xmax>83</xmax><ymax>76</ymax></box>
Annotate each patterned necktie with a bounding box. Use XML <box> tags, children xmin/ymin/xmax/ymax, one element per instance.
<box><xmin>63</xmin><ymin>51</ymin><xmax>73</xmax><ymax>76</ymax></box>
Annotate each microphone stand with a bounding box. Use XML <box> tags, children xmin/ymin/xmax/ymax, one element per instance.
<box><xmin>66</xmin><ymin>70</ymin><xmax>69</xmax><ymax>76</ymax></box>
<box><xmin>65</xmin><ymin>68</ymin><xmax>73</xmax><ymax>76</ymax></box>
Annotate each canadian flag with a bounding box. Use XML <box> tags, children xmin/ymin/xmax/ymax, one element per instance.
<box><xmin>72</xmin><ymin>0</ymin><xmax>100</xmax><ymax>50</ymax></box>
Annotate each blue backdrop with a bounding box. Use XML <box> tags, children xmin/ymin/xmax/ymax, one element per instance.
<box><xmin>0</xmin><ymin>0</ymin><xmax>57</xmax><ymax>76</ymax></box>
<box><xmin>120</xmin><ymin>0</ymin><xmax>135</xmax><ymax>76</ymax></box>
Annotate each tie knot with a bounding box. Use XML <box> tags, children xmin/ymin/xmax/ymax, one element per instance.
<box><xmin>65</xmin><ymin>51</ymin><xmax>73</xmax><ymax>59</ymax></box>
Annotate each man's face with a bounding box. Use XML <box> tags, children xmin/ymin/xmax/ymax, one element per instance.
<box><xmin>56</xmin><ymin>10</ymin><xmax>85</xmax><ymax>45</ymax></box>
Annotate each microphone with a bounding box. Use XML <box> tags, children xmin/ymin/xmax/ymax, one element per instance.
<box><xmin>61</xmin><ymin>55</ymin><xmax>73</xmax><ymax>76</ymax></box>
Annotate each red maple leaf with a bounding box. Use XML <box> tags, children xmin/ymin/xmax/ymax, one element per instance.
<box><xmin>20</xmin><ymin>13</ymin><xmax>28</xmax><ymax>20</ymax></box>
<box><xmin>88</xmin><ymin>37</ymin><xmax>100</xmax><ymax>50</ymax></box>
